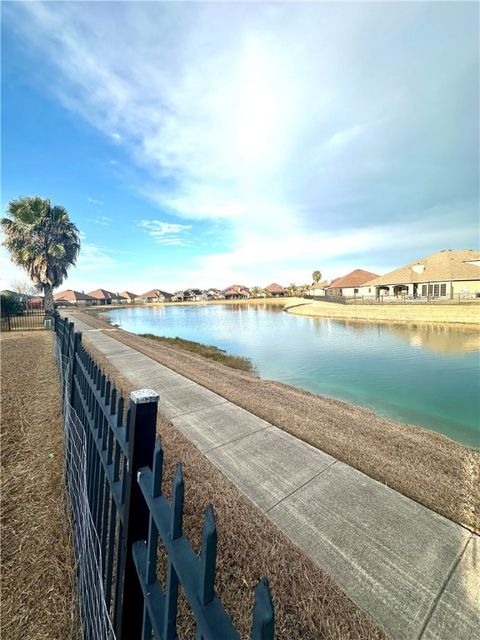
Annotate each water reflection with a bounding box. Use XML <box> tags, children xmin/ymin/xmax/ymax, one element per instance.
<box><xmin>102</xmin><ymin>304</ymin><xmax>479</xmax><ymax>446</ymax></box>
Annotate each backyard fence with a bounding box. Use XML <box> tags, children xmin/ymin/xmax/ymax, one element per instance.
<box><xmin>304</xmin><ymin>294</ymin><xmax>480</xmax><ymax>305</ymax></box>
<box><xmin>1</xmin><ymin>308</ymin><xmax>51</xmax><ymax>331</ymax></box>
<box><xmin>53</xmin><ymin>313</ymin><xmax>274</xmax><ymax>640</ymax></box>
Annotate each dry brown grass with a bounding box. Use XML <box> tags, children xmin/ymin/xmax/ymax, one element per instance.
<box><xmin>0</xmin><ymin>332</ymin><xmax>79</xmax><ymax>640</ymax></box>
<box><xmin>85</xmin><ymin>338</ymin><xmax>387</xmax><ymax>640</ymax></box>
<box><xmin>74</xmin><ymin>311</ymin><xmax>480</xmax><ymax>535</ymax></box>
<box><xmin>287</xmin><ymin>299</ymin><xmax>480</xmax><ymax>326</ymax></box>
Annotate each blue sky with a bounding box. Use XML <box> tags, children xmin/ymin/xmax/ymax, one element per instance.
<box><xmin>2</xmin><ymin>1</ymin><xmax>479</xmax><ymax>294</ymax></box>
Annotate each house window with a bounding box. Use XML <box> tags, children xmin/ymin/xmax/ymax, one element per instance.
<box><xmin>428</xmin><ymin>284</ymin><xmax>433</xmax><ymax>296</ymax></box>
<box><xmin>354</xmin><ymin>288</ymin><xmax>358</xmax><ymax>294</ymax></box>
<box><xmin>422</xmin><ymin>285</ymin><xmax>427</xmax><ymax>297</ymax></box>
<box><xmin>434</xmin><ymin>284</ymin><xmax>439</xmax><ymax>297</ymax></box>
<box><xmin>368</xmin><ymin>288</ymin><xmax>371</xmax><ymax>293</ymax></box>
<box><xmin>440</xmin><ymin>283</ymin><xmax>447</xmax><ymax>296</ymax></box>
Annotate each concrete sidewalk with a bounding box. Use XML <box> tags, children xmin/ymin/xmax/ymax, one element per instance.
<box><xmin>67</xmin><ymin>315</ymin><xmax>479</xmax><ymax>640</ymax></box>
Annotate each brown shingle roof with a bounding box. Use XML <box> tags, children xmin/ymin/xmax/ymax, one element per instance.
<box><xmin>265</xmin><ymin>283</ymin><xmax>285</xmax><ymax>293</ymax></box>
<box><xmin>87</xmin><ymin>288</ymin><xmax>118</xmax><ymax>300</ymax></box>
<box><xmin>139</xmin><ymin>289</ymin><xmax>173</xmax><ymax>299</ymax></box>
<box><xmin>365</xmin><ymin>250</ymin><xmax>480</xmax><ymax>286</ymax></box>
<box><xmin>54</xmin><ymin>290</ymin><xmax>96</xmax><ymax>302</ymax></box>
<box><xmin>326</xmin><ymin>270</ymin><xmax>379</xmax><ymax>289</ymax></box>
<box><xmin>119</xmin><ymin>290</ymin><xmax>138</xmax><ymax>300</ymax></box>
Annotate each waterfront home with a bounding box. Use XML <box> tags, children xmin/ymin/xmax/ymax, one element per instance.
<box><xmin>53</xmin><ymin>290</ymin><xmax>98</xmax><ymax>306</ymax></box>
<box><xmin>183</xmin><ymin>288</ymin><xmax>208</xmax><ymax>301</ymax></box>
<box><xmin>307</xmin><ymin>280</ymin><xmax>331</xmax><ymax>297</ymax></box>
<box><xmin>118</xmin><ymin>291</ymin><xmax>138</xmax><ymax>304</ymax></box>
<box><xmin>87</xmin><ymin>288</ymin><xmax>123</xmax><ymax>305</ymax></box>
<box><xmin>325</xmin><ymin>270</ymin><xmax>379</xmax><ymax>297</ymax></box>
<box><xmin>362</xmin><ymin>249</ymin><xmax>480</xmax><ymax>299</ymax></box>
<box><xmin>223</xmin><ymin>285</ymin><xmax>251</xmax><ymax>299</ymax></box>
<box><xmin>138</xmin><ymin>289</ymin><xmax>173</xmax><ymax>303</ymax></box>
<box><xmin>264</xmin><ymin>283</ymin><xmax>287</xmax><ymax>297</ymax></box>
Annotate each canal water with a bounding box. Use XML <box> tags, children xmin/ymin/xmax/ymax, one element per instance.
<box><xmin>103</xmin><ymin>304</ymin><xmax>480</xmax><ymax>448</ymax></box>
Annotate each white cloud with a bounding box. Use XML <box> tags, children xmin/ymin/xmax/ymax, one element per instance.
<box><xmin>4</xmin><ymin>1</ymin><xmax>478</xmax><ymax>282</ymax></box>
<box><xmin>87</xmin><ymin>196</ymin><xmax>104</xmax><ymax>205</ymax></box>
<box><xmin>138</xmin><ymin>219</ymin><xmax>191</xmax><ymax>245</ymax></box>
<box><xmin>92</xmin><ymin>216</ymin><xmax>113</xmax><ymax>226</ymax></box>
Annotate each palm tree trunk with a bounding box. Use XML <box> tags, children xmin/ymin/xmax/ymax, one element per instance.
<box><xmin>44</xmin><ymin>284</ymin><xmax>54</xmax><ymax>313</ymax></box>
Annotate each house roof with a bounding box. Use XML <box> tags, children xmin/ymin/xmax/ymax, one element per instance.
<box><xmin>264</xmin><ymin>283</ymin><xmax>285</xmax><ymax>293</ymax></box>
<box><xmin>139</xmin><ymin>289</ymin><xmax>173</xmax><ymax>299</ymax></box>
<box><xmin>365</xmin><ymin>250</ymin><xmax>480</xmax><ymax>287</ymax></box>
<box><xmin>326</xmin><ymin>270</ymin><xmax>380</xmax><ymax>289</ymax></box>
<box><xmin>54</xmin><ymin>290</ymin><xmax>96</xmax><ymax>302</ymax></box>
<box><xmin>119</xmin><ymin>291</ymin><xmax>138</xmax><ymax>300</ymax></box>
<box><xmin>87</xmin><ymin>288</ymin><xmax>118</xmax><ymax>300</ymax></box>
<box><xmin>309</xmin><ymin>280</ymin><xmax>329</xmax><ymax>290</ymax></box>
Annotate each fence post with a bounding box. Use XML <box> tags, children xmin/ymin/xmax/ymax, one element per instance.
<box><xmin>116</xmin><ymin>389</ymin><xmax>159</xmax><ymax>640</ymax></box>
<box><xmin>69</xmin><ymin>331</ymin><xmax>82</xmax><ymax>407</ymax></box>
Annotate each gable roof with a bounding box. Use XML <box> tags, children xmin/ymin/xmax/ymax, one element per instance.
<box><xmin>265</xmin><ymin>283</ymin><xmax>285</xmax><ymax>293</ymax></box>
<box><xmin>54</xmin><ymin>290</ymin><xmax>96</xmax><ymax>302</ymax></box>
<box><xmin>119</xmin><ymin>291</ymin><xmax>138</xmax><ymax>300</ymax></box>
<box><xmin>326</xmin><ymin>270</ymin><xmax>379</xmax><ymax>289</ymax></box>
<box><xmin>139</xmin><ymin>289</ymin><xmax>173</xmax><ymax>299</ymax></box>
<box><xmin>365</xmin><ymin>250</ymin><xmax>480</xmax><ymax>286</ymax></box>
<box><xmin>87</xmin><ymin>288</ymin><xmax>118</xmax><ymax>300</ymax></box>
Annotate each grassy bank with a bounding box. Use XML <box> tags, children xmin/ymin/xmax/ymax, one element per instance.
<box><xmin>140</xmin><ymin>334</ymin><xmax>255</xmax><ymax>373</ymax></box>
<box><xmin>286</xmin><ymin>299</ymin><xmax>480</xmax><ymax>326</ymax></box>
<box><xmin>84</xmin><ymin>338</ymin><xmax>386</xmax><ymax>640</ymax></box>
<box><xmin>74</xmin><ymin>311</ymin><xmax>480</xmax><ymax>534</ymax></box>
<box><xmin>0</xmin><ymin>332</ymin><xmax>79</xmax><ymax>639</ymax></box>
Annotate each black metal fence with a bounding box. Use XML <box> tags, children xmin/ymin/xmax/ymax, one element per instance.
<box><xmin>1</xmin><ymin>309</ymin><xmax>52</xmax><ymax>331</ymax></box>
<box><xmin>54</xmin><ymin>313</ymin><xmax>274</xmax><ymax>639</ymax></box>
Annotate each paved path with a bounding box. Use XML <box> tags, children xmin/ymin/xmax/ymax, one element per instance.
<box><xmin>67</xmin><ymin>314</ymin><xmax>479</xmax><ymax>640</ymax></box>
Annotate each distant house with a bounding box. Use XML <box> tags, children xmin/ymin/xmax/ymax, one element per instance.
<box><xmin>118</xmin><ymin>291</ymin><xmax>138</xmax><ymax>304</ymax></box>
<box><xmin>138</xmin><ymin>289</ymin><xmax>173</xmax><ymax>303</ymax></box>
<box><xmin>183</xmin><ymin>288</ymin><xmax>208</xmax><ymax>302</ymax></box>
<box><xmin>362</xmin><ymin>249</ymin><xmax>480</xmax><ymax>299</ymax></box>
<box><xmin>223</xmin><ymin>285</ymin><xmax>251</xmax><ymax>299</ymax></box>
<box><xmin>325</xmin><ymin>270</ymin><xmax>380</xmax><ymax>297</ymax></box>
<box><xmin>264</xmin><ymin>283</ymin><xmax>286</xmax><ymax>297</ymax></box>
<box><xmin>307</xmin><ymin>280</ymin><xmax>331</xmax><ymax>297</ymax></box>
<box><xmin>53</xmin><ymin>290</ymin><xmax>98</xmax><ymax>306</ymax></box>
<box><xmin>206</xmin><ymin>288</ymin><xmax>225</xmax><ymax>300</ymax></box>
<box><xmin>171</xmin><ymin>291</ymin><xmax>185</xmax><ymax>302</ymax></box>
<box><xmin>87</xmin><ymin>288</ymin><xmax>123</xmax><ymax>305</ymax></box>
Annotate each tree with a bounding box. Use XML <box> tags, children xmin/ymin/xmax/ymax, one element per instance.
<box><xmin>1</xmin><ymin>197</ymin><xmax>80</xmax><ymax>313</ymax></box>
<box><xmin>251</xmin><ymin>286</ymin><xmax>261</xmax><ymax>298</ymax></box>
<box><xmin>312</xmin><ymin>270</ymin><xmax>322</xmax><ymax>284</ymax></box>
<box><xmin>0</xmin><ymin>293</ymin><xmax>23</xmax><ymax>316</ymax></box>
<box><xmin>288</xmin><ymin>282</ymin><xmax>299</xmax><ymax>296</ymax></box>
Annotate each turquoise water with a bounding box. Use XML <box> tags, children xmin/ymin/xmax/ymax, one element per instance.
<box><xmin>103</xmin><ymin>304</ymin><xmax>480</xmax><ymax>448</ymax></box>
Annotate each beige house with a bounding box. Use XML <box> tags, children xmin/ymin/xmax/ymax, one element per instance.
<box><xmin>362</xmin><ymin>249</ymin><xmax>480</xmax><ymax>299</ymax></box>
<box><xmin>53</xmin><ymin>290</ymin><xmax>98</xmax><ymax>306</ymax></box>
<box><xmin>325</xmin><ymin>270</ymin><xmax>380</xmax><ymax>297</ymax></box>
<box><xmin>264</xmin><ymin>283</ymin><xmax>286</xmax><ymax>297</ymax></box>
<box><xmin>138</xmin><ymin>289</ymin><xmax>173</xmax><ymax>303</ymax></box>
<box><xmin>118</xmin><ymin>291</ymin><xmax>138</xmax><ymax>304</ymax></box>
<box><xmin>87</xmin><ymin>288</ymin><xmax>123</xmax><ymax>305</ymax></box>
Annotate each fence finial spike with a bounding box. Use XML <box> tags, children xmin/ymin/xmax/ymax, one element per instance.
<box><xmin>171</xmin><ymin>463</ymin><xmax>184</xmax><ymax>540</ymax></box>
<box><xmin>199</xmin><ymin>504</ymin><xmax>217</xmax><ymax>606</ymax></box>
<box><xmin>152</xmin><ymin>439</ymin><xmax>164</xmax><ymax>498</ymax></box>
<box><xmin>252</xmin><ymin>578</ymin><xmax>275</xmax><ymax>640</ymax></box>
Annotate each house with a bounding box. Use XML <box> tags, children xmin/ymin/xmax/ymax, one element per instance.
<box><xmin>138</xmin><ymin>289</ymin><xmax>173</xmax><ymax>303</ymax></box>
<box><xmin>325</xmin><ymin>270</ymin><xmax>380</xmax><ymax>297</ymax></box>
<box><xmin>118</xmin><ymin>291</ymin><xmax>138</xmax><ymax>304</ymax></box>
<box><xmin>53</xmin><ymin>290</ymin><xmax>98</xmax><ymax>306</ymax></box>
<box><xmin>362</xmin><ymin>249</ymin><xmax>480</xmax><ymax>299</ymax></box>
<box><xmin>87</xmin><ymin>288</ymin><xmax>123</xmax><ymax>305</ymax></box>
<box><xmin>306</xmin><ymin>280</ymin><xmax>331</xmax><ymax>297</ymax></box>
<box><xmin>264</xmin><ymin>283</ymin><xmax>286</xmax><ymax>297</ymax></box>
<box><xmin>223</xmin><ymin>285</ymin><xmax>251</xmax><ymax>299</ymax></box>
<box><xmin>183</xmin><ymin>288</ymin><xmax>208</xmax><ymax>302</ymax></box>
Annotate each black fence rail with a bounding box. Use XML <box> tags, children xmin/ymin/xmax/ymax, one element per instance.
<box><xmin>53</xmin><ymin>313</ymin><xmax>274</xmax><ymax>640</ymax></box>
<box><xmin>1</xmin><ymin>309</ymin><xmax>52</xmax><ymax>331</ymax></box>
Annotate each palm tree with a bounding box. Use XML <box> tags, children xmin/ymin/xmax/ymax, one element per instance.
<box><xmin>1</xmin><ymin>197</ymin><xmax>81</xmax><ymax>313</ymax></box>
<box><xmin>288</xmin><ymin>282</ymin><xmax>299</xmax><ymax>296</ymax></box>
<box><xmin>251</xmin><ymin>286</ymin><xmax>261</xmax><ymax>298</ymax></box>
<box><xmin>312</xmin><ymin>270</ymin><xmax>322</xmax><ymax>284</ymax></box>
